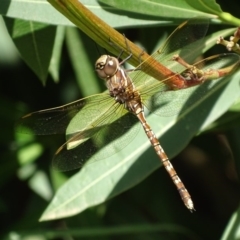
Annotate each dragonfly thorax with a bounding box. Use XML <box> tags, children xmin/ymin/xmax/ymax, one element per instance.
<box><xmin>95</xmin><ymin>55</ymin><xmax>143</xmax><ymax>114</ymax></box>
<box><xmin>95</xmin><ymin>55</ymin><xmax>142</xmax><ymax>109</ymax></box>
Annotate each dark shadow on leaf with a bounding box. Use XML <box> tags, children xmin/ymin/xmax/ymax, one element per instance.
<box><xmin>0</xmin><ymin>0</ymin><xmax>11</xmax><ymax>15</ymax></box>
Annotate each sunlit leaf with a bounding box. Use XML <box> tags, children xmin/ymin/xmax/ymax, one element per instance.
<box><xmin>100</xmin><ymin>0</ymin><xmax>216</xmax><ymax>18</ymax></box>
<box><xmin>0</xmin><ymin>0</ymin><xmax>170</xmax><ymax>28</ymax></box>
<box><xmin>40</xmin><ymin>67</ymin><xmax>240</xmax><ymax>221</ymax></box>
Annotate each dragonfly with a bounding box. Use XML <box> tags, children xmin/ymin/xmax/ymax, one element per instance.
<box><xmin>17</xmin><ymin>18</ymin><xmax>240</xmax><ymax>211</ymax></box>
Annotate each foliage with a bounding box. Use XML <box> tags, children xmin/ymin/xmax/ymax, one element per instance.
<box><xmin>1</xmin><ymin>0</ymin><xmax>240</xmax><ymax>239</ymax></box>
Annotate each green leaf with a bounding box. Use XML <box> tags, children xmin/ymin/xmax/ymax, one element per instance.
<box><xmin>40</xmin><ymin>68</ymin><xmax>240</xmax><ymax>221</ymax></box>
<box><xmin>17</xmin><ymin>143</ymin><xmax>43</xmax><ymax>165</ymax></box>
<box><xmin>100</xmin><ymin>0</ymin><xmax>216</xmax><ymax>18</ymax></box>
<box><xmin>203</xmin><ymin>99</ymin><xmax>240</xmax><ymax>132</ymax></box>
<box><xmin>0</xmin><ymin>17</ymin><xmax>19</xmax><ymax>64</ymax></box>
<box><xmin>186</xmin><ymin>0</ymin><xmax>240</xmax><ymax>26</ymax></box>
<box><xmin>220</xmin><ymin>207</ymin><xmax>240</xmax><ymax>240</ymax></box>
<box><xmin>49</xmin><ymin>26</ymin><xmax>65</xmax><ymax>82</ymax></box>
<box><xmin>0</xmin><ymin>0</ymin><xmax>168</xmax><ymax>28</ymax></box>
<box><xmin>29</xmin><ymin>170</ymin><xmax>53</xmax><ymax>201</ymax></box>
<box><xmin>66</xmin><ymin>27</ymin><xmax>101</xmax><ymax>96</ymax></box>
<box><xmin>4</xmin><ymin>17</ymin><xmax>56</xmax><ymax>84</ymax></box>
<box><xmin>186</xmin><ymin>0</ymin><xmax>223</xmax><ymax>14</ymax></box>
<box><xmin>24</xmin><ymin>22</ymin><xmax>238</xmax><ymax>220</ymax></box>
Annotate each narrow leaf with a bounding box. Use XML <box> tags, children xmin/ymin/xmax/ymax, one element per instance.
<box><xmin>66</xmin><ymin>27</ymin><xmax>101</xmax><ymax>96</ymax></box>
<box><xmin>100</xmin><ymin>0</ymin><xmax>216</xmax><ymax>18</ymax></box>
<box><xmin>40</xmin><ymin>70</ymin><xmax>240</xmax><ymax>221</ymax></box>
<box><xmin>4</xmin><ymin>17</ymin><xmax>56</xmax><ymax>84</ymax></box>
<box><xmin>49</xmin><ymin>26</ymin><xmax>65</xmax><ymax>82</ymax></box>
<box><xmin>0</xmin><ymin>0</ymin><xmax>168</xmax><ymax>28</ymax></box>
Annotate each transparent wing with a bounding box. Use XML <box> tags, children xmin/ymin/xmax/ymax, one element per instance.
<box><xmin>53</xmin><ymin>111</ymin><xmax>139</xmax><ymax>171</ymax></box>
<box><xmin>16</xmin><ymin>93</ymin><xmax>111</xmax><ymax>135</ymax></box>
<box><xmin>17</xmin><ymin>92</ymin><xmax>140</xmax><ymax>172</ymax></box>
<box><xmin>158</xmin><ymin>18</ymin><xmax>209</xmax><ymax>67</ymax></box>
<box><xmin>17</xmin><ymin>18</ymin><xmax>239</xmax><ymax>172</ymax></box>
<box><xmin>124</xmin><ymin>18</ymin><xmax>239</xmax><ymax>117</ymax></box>
<box><xmin>132</xmin><ymin>18</ymin><xmax>209</xmax><ymax>88</ymax></box>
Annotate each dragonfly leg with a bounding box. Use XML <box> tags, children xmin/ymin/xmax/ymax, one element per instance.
<box><xmin>172</xmin><ymin>55</ymin><xmax>206</xmax><ymax>87</ymax></box>
<box><xmin>172</xmin><ymin>54</ymin><xmax>193</xmax><ymax>68</ymax></box>
<box><xmin>172</xmin><ymin>54</ymin><xmax>240</xmax><ymax>88</ymax></box>
<box><xmin>125</xmin><ymin>53</ymin><xmax>145</xmax><ymax>73</ymax></box>
<box><xmin>108</xmin><ymin>34</ymin><xmax>133</xmax><ymax>64</ymax></box>
<box><xmin>134</xmin><ymin>49</ymin><xmax>145</xmax><ymax>71</ymax></box>
<box><xmin>109</xmin><ymin>34</ymin><xmax>145</xmax><ymax>69</ymax></box>
<box><xmin>124</xmin><ymin>50</ymin><xmax>145</xmax><ymax>73</ymax></box>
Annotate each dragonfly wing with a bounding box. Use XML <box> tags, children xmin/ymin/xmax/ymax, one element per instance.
<box><xmin>157</xmin><ymin>18</ymin><xmax>209</xmax><ymax>67</ymax></box>
<box><xmin>66</xmin><ymin>93</ymin><xmax>122</xmax><ymax>142</ymax></box>
<box><xmin>144</xmin><ymin>85</ymin><xmax>205</xmax><ymax>117</ymax></box>
<box><xmin>16</xmin><ymin>93</ymin><xmax>110</xmax><ymax>135</ymax></box>
<box><xmin>53</xmin><ymin>110</ymin><xmax>139</xmax><ymax>171</ymax></box>
<box><xmin>132</xmin><ymin>18</ymin><xmax>209</xmax><ymax>89</ymax></box>
<box><xmin>18</xmin><ymin>90</ymin><xmax>141</xmax><ymax>172</ymax></box>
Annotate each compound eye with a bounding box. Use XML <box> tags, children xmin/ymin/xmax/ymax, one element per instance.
<box><xmin>104</xmin><ymin>57</ymin><xmax>118</xmax><ymax>76</ymax></box>
<box><xmin>95</xmin><ymin>55</ymin><xmax>119</xmax><ymax>79</ymax></box>
<box><xmin>95</xmin><ymin>55</ymin><xmax>108</xmax><ymax>78</ymax></box>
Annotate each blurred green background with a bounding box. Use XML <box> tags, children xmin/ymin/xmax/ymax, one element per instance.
<box><xmin>1</xmin><ymin>0</ymin><xmax>240</xmax><ymax>239</ymax></box>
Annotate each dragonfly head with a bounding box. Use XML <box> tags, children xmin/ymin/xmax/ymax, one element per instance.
<box><xmin>95</xmin><ymin>55</ymin><xmax>119</xmax><ymax>79</ymax></box>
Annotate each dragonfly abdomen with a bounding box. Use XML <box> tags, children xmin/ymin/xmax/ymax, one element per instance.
<box><xmin>136</xmin><ymin>111</ymin><xmax>195</xmax><ymax>211</ymax></box>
